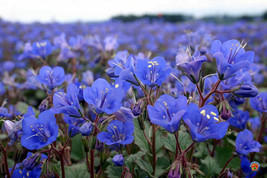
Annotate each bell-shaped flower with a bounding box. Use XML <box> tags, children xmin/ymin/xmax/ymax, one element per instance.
<box><xmin>235</xmin><ymin>129</ymin><xmax>261</xmax><ymax>155</ymax></box>
<box><xmin>183</xmin><ymin>104</ymin><xmax>229</xmax><ymax>142</ymax></box>
<box><xmin>112</xmin><ymin>154</ymin><xmax>124</xmax><ymax>166</ymax></box>
<box><xmin>147</xmin><ymin>94</ymin><xmax>187</xmax><ymax>133</ymax></box>
<box><xmin>83</xmin><ymin>78</ymin><xmax>124</xmax><ymax>114</ymax></box>
<box><xmin>37</xmin><ymin>66</ymin><xmax>65</xmax><ymax>90</ymax></box>
<box><xmin>32</xmin><ymin>40</ymin><xmax>54</xmax><ymax>59</ymax></box>
<box><xmin>97</xmin><ymin>120</ymin><xmax>134</xmax><ymax>146</ymax></box>
<box><xmin>135</xmin><ymin>57</ymin><xmax>171</xmax><ymax>87</ymax></box>
<box><xmin>228</xmin><ymin>110</ymin><xmax>249</xmax><ymax>130</ymax></box>
<box><xmin>176</xmin><ymin>50</ymin><xmax>207</xmax><ymax>84</ymax></box>
<box><xmin>211</xmin><ymin>39</ymin><xmax>254</xmax><ymax>80</ymax></box>
<box><xmin>250</xmin><ymin>92</ymin><xmax>267</xmax><ymax>113</ymax></box>
<box><xmin>21</xmin><ymin>110</ymin><xmax>58</xmax><ymax>150</ymax></box>
<box><xmin>50</xmin><ymin>83</ymin><xmax>82</xmax><ymax>117</ymax></box>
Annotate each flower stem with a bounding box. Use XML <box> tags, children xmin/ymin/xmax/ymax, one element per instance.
<box><xmin>90</xmin><ymin>149</ymin><xmax>95</xmax><ymax>178</ymax></box>
<box><xmin>0</xmin><ymin>143</ymin><xmax>10</xmax><ymax>178</ymax></box>
<box><xmin>143</xmin><ymin>130</ymin><xmax>152</xmax><ymax>146</ymax></box>
<box><xmin>219</xmin><ymin>154</ymin><xmax>235</xmax><ymax>177</ymax></box>
<box><xmin>196</xmin><ymin>84</ymin><xmax>204</xmax><ymax>102</ymax></box>
<box><xmin>174</xmin><ymin>132</ymin><xmax>182</xmax><ymax>158</ymax></box>
<box><xmin>152</xmin><ymin>124</ymin><xmax>156</xmax><ymax>175</ymax></box>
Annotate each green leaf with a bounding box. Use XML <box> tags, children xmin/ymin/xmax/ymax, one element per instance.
<box><xmin>200</xmin><ymin>156</ymin><xmax>220</xmax><ymax>177</ymax></box>
<box><xmin>194</xmin><ymin>143</ymin><xmax>209</xmax><ymax>158</ymax></box>
<box><xmin>133</xmin><ymin>119</ymin><xmax>150</xmax><ymax>154</ymax></box>
<box><xmin>105</xmin><ymin>165</ymin><xmax>123</xmax><ymax>178</ymax></box>
<box><xmin>65</xmin><ymin>163</ymin><xmax>90</xmax><ymax>178</ymax></box>
<box><xmin>135</xmin><ymin>158</ymin><xmax>153</xmax><ymax>177</ymax></box>
<box><xmin>71</xmin><ymin>134</ymin><xmax>85</xmax><ymax>161</ymax></box>
<box><xmin>126</xmin><ymin>151</ymin><xmax>145</xmax><ymax>164</ymax></box>
<box><xmin>16</xmin><ymin>102</ymin><xmax>39</xmax><ymax>116</ymax></box>
<box><xmin>161</xmin><ymin>133</ymin><xmax>176</xmax><ymax>153</ymax></box>
<box><xmin>155</xmin><ymin>130</ymin><xmax>164</xmax><ymax>157</ymax></box>
<box><xmin>178</xmin><ymin>127</ymin><xmax>192</xmax><ymax>150</ymax></box>
<box><xmin>155</xmin><ymin>156</ymin><xmax>171</xmax><ymax>177</ymax></box>
<box><xmin>215</xmin><ymin>146</ymin><xmax>240</xmax><ymax>171</ymax></box>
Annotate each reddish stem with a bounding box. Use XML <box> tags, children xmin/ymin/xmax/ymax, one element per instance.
<box><xmin>0</xmin><ymin>144</ymin><xmax>10</xmax><ymax>178</ymax></box>
<box><xmin>90</xmin><ymin>149</ymin><xmax>95</xmax><ymax>178</ymax></box>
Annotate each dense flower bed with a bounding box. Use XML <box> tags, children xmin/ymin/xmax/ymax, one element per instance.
<box><xmin>0</xmin><ymin>19</ymin><xmax>266</xmax><ymax>178</ymax></box>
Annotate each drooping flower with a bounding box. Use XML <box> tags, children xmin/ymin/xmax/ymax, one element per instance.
<box><xmin>250</xmin><ymin>92</ymin><xmax>267</xmax><ymax>113</ymax></box>
<box><xmin>135</xmin><ymin>57</ymin><xmax>171</xmax><ymax>87</ymax></box>
<box><xmin>50</xmin><ymin>83</ymin><xmax>82</xmax><ymax>117</ymax></box>
<box><xmin>83</xmin><ymin>78</ymin><xmax>124</xmax><ymax>114</ymax></box>
<box><xmin>235</xmin><ymin>129</ymin><xmax>261</xmax><ymax>155</ymax></box>
<box><xmin>147</xmin><ymin>94</ymin><xmax>187</xmax><ymax>133</ymax></box>
<box><xmin>112</xmin><ymin>154</ymin><xmax>124</xmax><ymax>166</ymax></box>
<box><xmin>31</xmin><ymin>40</ymin><xmax>53</xmax><ymax>59</ymax></box>
<box><xmin>21</xmin><ymin>110</ymin><xmax>58</xmax><ymax>150</ymax></box>
<box><xmin>211</xmin><ymin>39</ymin><xmax>254</xmax><ymax>80</ymax></box>
<box><xmin>176</xmin><ymin>49</ymin><xmax>207</xmax><ymax>83</ymax></box>
<box><xmin>97</xmin><ymin>120</ymin><xmax>134</xmax><ymax>146</ymax></box>
<box><xmin>183</xmin><ymin>104</ymin><xmax>229</xmax><ymax>142</ymax></box>
<box><xmin>228</xmin><ymin>110</ymin><xmax>249</xmax><ymax>130</ymax></box>
<box><xmin>36</xmin><ymin>66</ymin><xmax>65</xmax><ymax>90</ymax></box>
<box><xmin>248</xmin><ymin>117</ymin><xmax>261</xmax><ymax>132</ymax></box>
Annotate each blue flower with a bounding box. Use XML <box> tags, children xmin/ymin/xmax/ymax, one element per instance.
<box><xmin>63</xmin><ymin>115</ymin><xmax>85</xmax><ymax>137</ymax></box>
<box><xmin>135</xmin><ymin>57</ymin><xmax>171</xmax><ymax>87</ymax></box>
<box><xmin>176</xmin><ymin>50</ymin><xmax>207</xmax><ymax>83</ymax></box>
<box><xmin>21</xmin><ymin>110</ymin><xmax>59</xmax><ymax>150</ymax></box>
<box><xmin>250</xmin><ymin>92</ymin><xmax>267</xmax><ymax>113</ymax></box>
<box><xmin>211</xmin><ymin>39</ymin><xmax>254</xmax><ymax>80</ymax></box>
<box><xmin>83</xmin><ymin>78</ymin><xmax>124</xmax><ymax>114</ymax></box>
<box><xmin>0</xmin><ymin>82</ymin><xmax>5</xmax><ymax>95</ymax></box>
<box><xmin>37</xmin><ymin>66</ymin><xmax>65</xmax><ymax>90</ymax></box>
<box><xmin>79</xmin><ymin>122</ymin><xmax>93</xmax><ymax>136</ymax></box>
<box><xmin>0</xmin><ymin>107</ymin><xmax>12</xmax><ymax>118</ymax></box>
<box><xmin>11</xmin><ymin>152</ymin><xmax>47</xmax><ymax>178</ymax></box>
<box><xmin>32</xmin><ymin>40</ymin><xmax>53</xmax><ymax>59</ymax></box>
<box><xmin>248</xmin><ymin>117</ymin><xmax>261</xmax><ymax>132</ymax></box>
<box><xmin>228</xmin><ymin>110</ymin><xmax>249</xmax><ymax>130</ymax></box>
<box><xmin>183</xmin><ymin>104</ymin><xmax>229</xmax><ymax>142</ymax></box>
<box><xmin>235</xmin><ymin>129</ymin><xmax>261</xmax><ymax>155</ymax></box>
<box><xmin>97</xmin><ymin>120</ymin><xmax>134</xmax><ymax>146</ymax></box>
<box><xmin>112</xmin><ymin>154</ymin><xmax>124</xmax><ymax>166</ymax></box>
<box><xmin>107</xmin><ymin>50</ymin><xmax>130</xmax><ymax>77</ymax></box>
<box><xmin>240</xmin><ymin>155</ymin><xmax>257</xmax><ymax>178</ymax></box>
<box><xmin>232</xmin><ymin>85</ymin><xmax>258</xmax><ymax>98</ymax></box>
<box><xmin>50</xmin><ymin>83</ymin><xmax>82</xmax><ymax>117</ymax></box>
<box><xmin>147</xmin><ymin>94</ymin><xmax>187</xmax><ymax>133</ymax></box>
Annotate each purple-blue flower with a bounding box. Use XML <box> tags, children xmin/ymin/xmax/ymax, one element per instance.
<box><xmin>228</xmin><ymin>110</ymin><xmax>249</xmax><ymax>130</ymax></box>
<box><xmin>21</xmin><ymin>110</ymin><xmax>58</xmax><ymax>150</ymax></box>
<box><xmin>235</xmin><ymin>129</ymin><xmax>261</xmax><ymax>155</ymax></box>
<box><xmin>79</xmin><ymin>122</ymin><xmax>93</xmax><ymax>136</ymax></box>
<box><xmin>97</xmin><ymin>120</ymin><xmax>134</xmax><ymax>146</ymax></box>
<box><xmin>147</xmin><ymin>94</ymin><xmax>187</xmax><ymax>133</ymax></box>
<box><xmin>232</xmin><ymin>84</ymin><xmax>258</xmax><ymax>98</ymax></box>
<box><xmin>183</xmin><ymin>104</ymin><xmax>229</xmax><ymax>142</ymax></box>
<box><xmin>112</xmin><ymin>154</ymin><xmax>124</xmax><ymax>166</ymax></box>
<box><xmin>63</xmin><ymin>115</ymin><xmax>85</xmax><ymax>137</ymax></box>
<box><xmin>0</xmin><ymin>107</ymin><xmax>12</xmax><ymax>118</ymax></box>
<box><xmin>176</xmin><ymin>50</ymin><xmax>207</xmax><ymax>83</ymax></box>
<box><xmin>240</xmin><ymin>155</ymin><xmax>257</xmax><ymax>178</ymax></box>
<box><xmin>32</xmin><ymin>40</ymin><xmax>53</xmax><ymax>59</ymax></box>
<box><xmin>211</xmin><ymin>39</ymin><xmax>254</xmax><ymax>80</ymax></box>
<box><xmin>135</xmin><ymin>57</ymin><xmax>171</xmax><ymax>87</ymax></box>
<box><xmin>250</xmin><ymin>92</ymin><xmax>267</xmax><ymax>113</ymax></box>
<box><xmin>248</xmin><ymin>117</ymin><xmax>261</xmax><ymax>132</ymax></box>
<box><xmin>83</xmin><ymin>78</ymin><xmax>124</xmax><ymax>114</ymax></box>
<box><xmin>50</xmin><ymin>83</ymin><xmax>82</xmax><ymax>117</ymax></box>
<box><xmin>37</xmin><ymin>66</ymin><xmax>65</xmax><ymax>90</ymax></box>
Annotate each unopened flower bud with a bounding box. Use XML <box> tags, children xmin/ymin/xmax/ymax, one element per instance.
<box><xmin>3</xmin><ymin>120</ymin><xmax>14</xmax><ymax>135</ymax></box>
<box><xmin>112</xmin><ymin>154</ymin><xmax>124</xmax><ymax>166</ymax></box>
<box><xmin>95</xmin><ymin>140</ymin><xmax>104</xmax><ymax>152</ymax></box>
<box><xmin>219</xmin><ymin>101</ymin><xmax>232</xmax><ymax>120</ymax></box>
<box><xmin>79</xmin><ymin>122</ymin><xmax>93</xmax><ymax>136</ymax></box>
<box><xmin>168</xmin><ymin>160</ymin><xmax>181</xmax><ymax>178</ymax></box>
<box><xmin>132</xmin><ymin>99</ymin><xmax>144</xmax><ymax>117</ymax></box>
<box><xmin>39</xmin><ymin>99</ymin><xmax>48</xmax><ymax>112</ymax></box>
<box><xmin>22</xmin><ymin>153</ymin><xmax>41</xmax><ymax>171</ymax></box>
<box><xmin>232</xmin><ymin>85</ymin><xmax>258</xmax><ymax>98</ymax></box>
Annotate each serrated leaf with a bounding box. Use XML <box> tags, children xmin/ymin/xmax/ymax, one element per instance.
<box><xmin>161</xmin><ymin>133</ymin><xmax>176</xmax><ymax>153</ymax></box>
<box><xmin>194</xmin><ymin>143</ymin><xmax>209</xmax><ymax>158</ymax></box>
<box><xmin>200</xmin><ymin>156</ymin><xmax>220</xmax><ymax>177</ymax></box>
<box><xmin>178</xmin><ymin>129</ymin><xmax>192</xmax><ymax>150</ymax></box>
<box><xmin>126</xmin><ymin>151</ymin><xmax>145</xmax><ymax>163</ymax></box>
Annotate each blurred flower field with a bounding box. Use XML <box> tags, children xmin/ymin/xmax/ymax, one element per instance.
<box><xmin>0</xmin><ymin>19</ymin><xmax>266</xmax><ymax>177</ymax></box>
